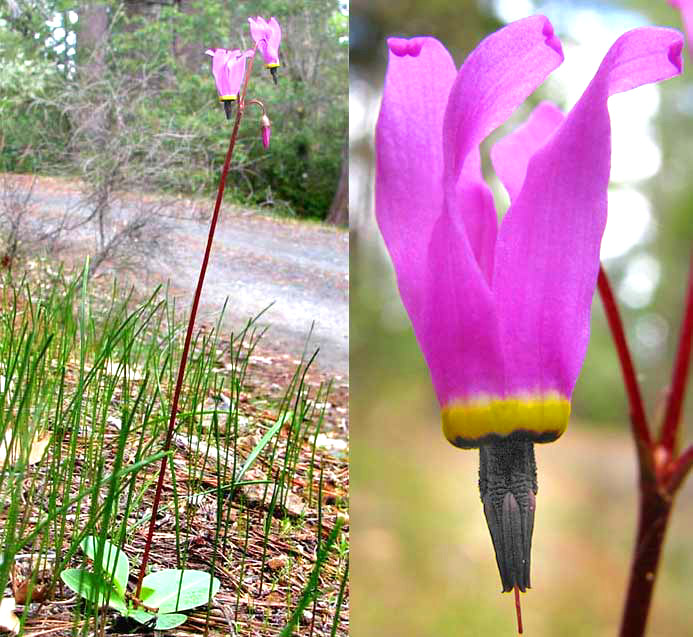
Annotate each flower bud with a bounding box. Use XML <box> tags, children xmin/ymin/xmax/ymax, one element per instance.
<box><xmin>260</xmin><ymin>114</ymin><xmax>271</xmax><ymax>149</ymax></box>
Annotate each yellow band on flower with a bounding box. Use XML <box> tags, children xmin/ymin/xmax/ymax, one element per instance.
<box><xmin>442</xmin><ymin>394</ymin><xmax>570</xmax><ymax>449</ymax></box>
<box><xmin>219</xmin><ymin>95</ymin><xmax>238</xmax><ymax>101</ymax></box>
<box><xmin>265</xmin><ymin>63</ymin><xmax>280</xmax><ymax>69</ymax></box>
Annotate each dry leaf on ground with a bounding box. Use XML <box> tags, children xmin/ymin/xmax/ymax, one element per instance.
<box><xmin>0</xmin><ymin>598</ymin><xmax>20</xmax><ymax>634</ymax></box>
<box><xmin>267</xmin><ymin>556</ymin><xmax>287</xmax><ymax>571</ymax></box>
<box><xmin>0</xmin><ymin>430</ymin><xmax>51</xmax><ymax>467</ymax></box>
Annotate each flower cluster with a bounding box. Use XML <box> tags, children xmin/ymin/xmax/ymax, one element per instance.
<box><xmin>206</xmin><ymin>16</ymin><xmax>282</xmax><ymax>121</ymax></box>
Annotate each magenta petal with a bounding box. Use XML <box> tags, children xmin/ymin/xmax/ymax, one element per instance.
<box><xmin>669</xmin><ymin>0</ymin><xmax>693</xmax><ymax>59</ymax></box>
<box><xmin>267</xmin><ymin>17</ymin><xmax>282</xmax><ymax>62</ymax></box>
<box><xmin>493</xmin><ymin>27</ymin><xmax>684</xmax><ymax>398</ymax></box>
<box><xmin>420</xmin><ymin>209</ymin><xmax>505</xmax><ymax>407</ymax></box>
<box><xmin>226</xmin><ymin>51</ymin><xmax>248</xmax><ymax>95</ymax></box>
<box><xmin>375</xmin><ymin>37</ymin><xmax>457</xmax><ymax>314</ymax></box>
<box><xmin>491</xmin><ymin>101</ymin><xmax>564</xmax><ymax>203</ymax></box>
<box><xmin>248</xmin><ymin>16</ymin><xmax>281</xmax><ymax>66</ymax></box>
<box><xmin>206</xmin><ymin>48</ymin><xmax>247</xmax><ymax>98</ymax></box>
<box><xmin>441</xmin><ymin>15</ymin><xmax>563</xmax><ymax>281</ymax></box>
<box><xmin>442</xmin><ymin>15</ymin><xmax>563</xmax><ymax>187</ymax></box>
<box><xmin>376</xmin><ymin>35</ymin><xmax>505</xmax><ymax>406</ymax></box>
<box><xmin>453</xmin><ymin>147</ymin><xmax>497</xmax><ymax>283</ymax></box>
<box><xmin>248</xmin><ymin>17</ymin><xmax>264</xmax><ymax>44</ymax></box>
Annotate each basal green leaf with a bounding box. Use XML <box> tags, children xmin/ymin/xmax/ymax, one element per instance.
<box><xmin>154</xmin><ymin>613</ymin><xmax>188</xmax><ymax>630</ymax></box>
<box><xmin>79</xmin><ymin>536</ymin><xmax>130</xmax><ymax>597</ymax></box>
<box><xmin>130</xmin><ymin>609</ymin><xmax>156</xmax><ymax>625</ymax></box>
<box><xmin>130</xmin><ymin>609</ymin><xmax>188</xmax><ymax>630</ymax></box>
<box><xmin>140</xmin><ymin>586</ymin><xmax>155</xmax><ymax>598</ymax></box>
<box><xmin>60</xmin><ymin>568</ymin><xmax>128</xmax><ymax>614</ymax></box>
<box><xmin>140</xmin><ymin>569</ymin><xmax>220</xmax><ymax>613</ymax></box>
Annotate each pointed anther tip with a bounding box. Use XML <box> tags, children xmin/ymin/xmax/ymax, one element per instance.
<box><xmin>669</xmin><ymin>39</ymin><xmax>684</xmax><ymax>74</ymax></box>
<box><xmin>387</xmin><ymin>37</ymin><xmax>423</xmax><ymax>58</ymax></box>
<box><xmin>540</xmin><ymin>17</ymin><xmax>564</xmax><ymax>60</ymax></box>
<box><xmin>479</xmin><ymin>441</ymin><xmax>537</xmax><ymax>594</ymax></box>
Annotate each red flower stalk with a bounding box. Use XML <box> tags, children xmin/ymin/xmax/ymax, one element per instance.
<box><xmin>134</xmin><ymin>17</ymin><xmax>281</xmax><ymax>599</ymax></box>
<box><xmin>598</xmin><ymin>256</ymin><xmax>693</xmax><ymax>637</ymax></box>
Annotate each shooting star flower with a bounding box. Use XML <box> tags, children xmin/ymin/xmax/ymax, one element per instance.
<box><xmin>375</xmin><ymin>14</ymin><xmax>682</xmax><ymax>603</ymax></box>
<box><xmin>248</xmin><ymin>16</ymin><xmax>282</xmax><ymax>83</ymax></box>
<box><xmin>206</xmin><ymin>47</ymin><xmax>250</xmax><ymax>119</ymax></box>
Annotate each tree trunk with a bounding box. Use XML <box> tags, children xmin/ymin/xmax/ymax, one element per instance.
<box><xmin>77</xmin><ymin>4</ymin><xmax>108</xmax><ymax>81</ymax></box>
<box><xmin>173</xmin><ymin>0</ymin><xmax>203</xmax><ymax>71</ymax></box>
<box><xmin>327</xmin><ymin>142</ymin><xmax>348</xmax><ymax>226</ymax></box>
<box><xmin>76</xmin><ymin>4</ymin><xmax>109</xmax><ymax>143</ymax></box>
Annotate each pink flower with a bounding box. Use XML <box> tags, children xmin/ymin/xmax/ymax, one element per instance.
<box><xmin>669</xmin><ymin>0</ymin><xmax>693</xmax><ymax>58</ymax></box>
<box><xmin>260</xmin><ymin>114</ymin><xmax>271</xmax><ymax>149</ymax></box>
<box><xmin>248</xmin><ymin>16</ymin><xmax>281</xmax><ymax>82</ymax></box>
<box><xmin>205</xmin><ymin>48</ymin><xmax>251</xmax><ymax>118</ymax></box>
<box><xmin>377</xmin><ymin>15</ymin><xmax>682</xmax><ymax>452</ymax></box>
<box><xmin>376</xmin><ymin>16</ymin><xmax>682</xmax><ymax>593</ymax></box>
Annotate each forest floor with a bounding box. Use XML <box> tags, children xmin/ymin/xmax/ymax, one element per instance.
<box><xmin>0</xmin><ymin>174</ymin><xmax>349</xmax><ymax>637</ymax></box>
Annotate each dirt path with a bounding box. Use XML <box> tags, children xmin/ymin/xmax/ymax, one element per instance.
<box><xmin>13</xmin><ymin>176</ymin><xmax>349</xmax><ymax>377</ymax></box>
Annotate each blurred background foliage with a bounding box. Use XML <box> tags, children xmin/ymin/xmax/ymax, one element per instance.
<box><xmin>351</xmin><ymin>0</ymin><xmax>693</xmax><ymax>635</ymax></box>
<box><xmin>0</xmin><ymin>0</ymin><xmax>348</xmax><ymax>220</ymax></box>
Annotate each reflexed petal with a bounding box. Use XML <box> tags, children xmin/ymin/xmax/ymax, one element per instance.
<box><xmin>248</xmin><ymin>17</ymin><xmax>265</xmax><ymax>44</ymax></box>
<box><xmin>493</xmin><ymin>27</ymin><xmax>684</xmax><ymax>398</ymax></box>
<box><xmin>442</xmin><ymin>15</ymin><xmax>563</xmax><ymax>186</ymax></box>
<box><xmin>376</xmin><ymin>36</ymin><xmax>506</xmax><ymax>414</ymax></box>
<box><xmin>442</xmin><ymin>15</ymin><xmax>563</xmax><ymax>281</ymax></box>
<box><xmin>490</xmin><ymin>101</ymin><xmax>564</xmax><ymax>203</ymax></box>
<box><xmin>375</xmin><ymin>36</ymin><xmax>456</xmax><ymax>314</ymax></box>
<box><xmin>227</xmin><ymin>50</ymin><xmax>252</xmax><ymax>95</ymax></box>
<box><xmin>669</xmin><ymin>1</ymin><xmax>693</xmax><ymax>58</ymax></box>
<box><xmin>267</xmin><ymin>17</ymin><xmax>282</xmax><ymax>63</ymax></box>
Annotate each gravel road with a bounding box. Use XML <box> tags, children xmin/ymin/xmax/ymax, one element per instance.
<box><xmin>25</xmin><ymin>180</ymin><xmax>349</xmax><ymax>377</ymax></box>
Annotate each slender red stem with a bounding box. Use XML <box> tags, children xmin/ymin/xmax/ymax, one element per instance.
<box><xmin>659</xmin><ymin>253</ymin><xmax>693</xmax><ymax>452</ymax></box>
<box><xmin>666</xmin><ymin>444</ymin><xmax>693</xmax><ymax>493</ymax></box>
<box><xmin>134</xmin><ymin>49</ymin><xmax>260</xmax><ymax>598</ymax></box>
<box><xmin>604</xmin><ymin>255</ymin><xmax>693</xmax><ymax>636</ymax></box>
<box><xmin>618</xmin><ymin>491</ymin><xmax>672</xmax><ymax>637</ymax></box>
<box><xmin>597</xmin><ymin>265</ymin><xmax>653</xmax><ymax>477</ymax></box>
<box><xmin>133</xmin><ymin>120</ymin><xmax>239</xmax><ymax>598</ymax></box>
